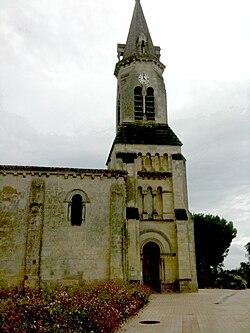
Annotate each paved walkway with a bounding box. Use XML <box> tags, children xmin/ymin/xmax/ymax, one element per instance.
<box><xmin>117</xmin><ymin>289</ymin><xmax>250</xmax><ymax>333</ymax></box>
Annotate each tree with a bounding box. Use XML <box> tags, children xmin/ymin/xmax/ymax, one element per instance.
<box><xmin>216</xmin><ymin>270</ymin><xmax>247</xmax><ymax>290</ymax></box>
<box><xmin>245</xmin><ymin>242</ymin><xmax>250</xmax><ymax>261</ymax></box>
<box><xmin>193</xmin><ymin>213</ymin><xmax>237</xmax><ymax>288</ymax></box>
<box><xmin>222</xmin><ymin>242</ymin><xmax>250</xmax><ymax>289</ymax></box>
<box><xmin>237</xmin><ymin>242</ymin><xmax>250</xmax><ymax>287</ymax></box>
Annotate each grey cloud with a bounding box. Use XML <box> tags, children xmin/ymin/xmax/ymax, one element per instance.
<box><xmin>224</xmin><ymin>242</ymin><xmax>248</xmax><ymax>269</ymax></box>
<box><xmin>0</xmin><ymin>110</ymin><xmax>113</xmax><ymax>168</ymax></box>
<box><xmin>170</xmin><ymin>83</ymin><xmax>250</xmax><ymax>270</ymax></box>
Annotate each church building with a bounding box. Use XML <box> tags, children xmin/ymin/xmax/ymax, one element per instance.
<box><xmin>0</xmin><ymin>0</ymin><xmax>198</xmax><ymax>292</ymax></box>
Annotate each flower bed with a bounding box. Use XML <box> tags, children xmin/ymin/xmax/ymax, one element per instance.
<box><xmin>0</xmin><ymin>280</ymin><xmax>152</xmax><ymax>333</ymax></box>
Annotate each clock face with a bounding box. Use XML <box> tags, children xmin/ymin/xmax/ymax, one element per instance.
<box><xmin>138</xmin><ymin>73</ymin><xmax>149</xmax><ymax>85</ymax></box>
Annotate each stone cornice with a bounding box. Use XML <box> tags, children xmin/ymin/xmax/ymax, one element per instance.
<box><xmin>114</xmin><ymin>55</ymin><xmax>165</xmax><ymax>77</ymax></box>
<box><xmin>0</xmin><ymin>165</ymin><xmax>127</xmax><ymax>179</ymax></box>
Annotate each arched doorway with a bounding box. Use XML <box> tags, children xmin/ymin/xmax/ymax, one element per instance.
<box><xmin>143</xmin><ymin>242</ymin><xmax>161</xmax><ymax>292</ymax></box>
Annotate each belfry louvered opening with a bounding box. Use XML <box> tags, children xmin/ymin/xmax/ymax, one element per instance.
<box><xmin>134</xmin><ymin>86</ymin><xmax>143</xmax><ymax>120</ymax></box>
<box><xmin>134</xmin><ymin>86</ymin><xmax>155</xmax><ymax>121</ymax></box>
<box><xmin>145</xmin><ymin>87</ymin><xmax>155</xmax><ymax>120</ymax></box>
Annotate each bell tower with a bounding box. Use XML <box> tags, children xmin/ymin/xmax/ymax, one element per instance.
<box><xmin>115</xmin><ymin>0</ymin><xmax>167</xmax><ymax>126</ymax></box>
<box><xmin>107</xmin><ymin>0</ymin><xmax>198</xmax><ymax>293</ymax></box>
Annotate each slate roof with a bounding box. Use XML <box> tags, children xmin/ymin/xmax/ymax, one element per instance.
<box><xmin>113</xmin><ymin>123</ymin><xmax>182</xmax><ymax>146</ymax></box>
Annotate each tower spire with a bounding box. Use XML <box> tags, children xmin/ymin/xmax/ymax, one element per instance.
<box><xmin>123</xmin><ymin>0</ymin><xmax>156</xmax><ymax>59</ymax></box>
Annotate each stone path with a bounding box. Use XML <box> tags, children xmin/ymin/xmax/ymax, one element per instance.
<box><xmin>117</xmin><ymin>289</ymin><xmax>250</xmax><ymax>333</ymax></box>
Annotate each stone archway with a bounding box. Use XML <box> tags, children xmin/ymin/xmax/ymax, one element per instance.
<box><xmin>143</xmin><ymin>241</ymin><xmax>161</xmax><ymax>292</ymax></box>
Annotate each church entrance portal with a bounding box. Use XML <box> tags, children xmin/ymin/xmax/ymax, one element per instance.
<box><xmin>143</xmin><ymin>242</ymin><xmax>161</xmax><ymax>292</ymax></box>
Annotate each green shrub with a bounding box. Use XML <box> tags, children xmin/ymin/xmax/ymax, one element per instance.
<box><xmin>216</xmin><ymin>272</ymin><xmax>247</xmax><ymax>290</ymax></box>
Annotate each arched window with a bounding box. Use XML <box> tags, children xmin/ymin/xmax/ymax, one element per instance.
<box><xmin>145</xmin><ymin>87</ymin><xmax>155</xmax><ymax>120</ymax></box>
<box><xmin>134</xmin><ymin>87</ymin><xmax>143</xmax><ymax>120</ymax></box>
<box><xmin>64</xmin><ymin>190</ymin><xmax>89</xmax><ymax>226</ymax></box>
<box><xmin>137</xmin><ymin>33</ymin><xmax>148</xmax><ymax>54</ymax></box>
<box><xmin>71</xmin><ymin>194</ymin><xmax>83</xmax><ymax>226</ymax></box>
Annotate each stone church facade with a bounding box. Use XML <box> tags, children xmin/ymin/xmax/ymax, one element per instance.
<box><xmin>0</xmin><ymin>0</ymin><xmax>198</xmax><ymax>292</ymax></box>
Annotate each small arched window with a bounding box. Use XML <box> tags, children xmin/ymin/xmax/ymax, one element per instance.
<box><xmin>137</xmin><ymin>33</ymin><xmax>147</xmax><ymax>54</ymax></box>
<box><xmin>71</xmin><ymin>194</ymin><xmax>83</xmax><ymax>226</ymax></box>
<box><xmin>145</xmin><ymin>87</ymin><xmax>155</xmax><ymax>120</ymax></box>
<box><xmin>65</xmin><ymin>190</ymin><xmax>89</xmax><ymax>226</ymax></box>
<box><xmin>134</xmin><ymin>86</ymin><xmax>143</xmax><ymax>120</ymax></box>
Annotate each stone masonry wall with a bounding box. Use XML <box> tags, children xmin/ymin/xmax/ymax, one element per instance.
<box><xmin>0</xmin><ymin>178</ymin><xmax>29</xmax><ymax>288</ymax></box>
<box><xmin>0</xmin><ymin>167</ymin><xmax>127</xmax><ymax>288</ymax></box>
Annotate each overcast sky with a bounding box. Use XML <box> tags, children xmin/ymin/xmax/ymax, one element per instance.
<box><xmin>0</xmin><ymin>0</ymin><xmax>249</xmax><ymax>269</ymax></box>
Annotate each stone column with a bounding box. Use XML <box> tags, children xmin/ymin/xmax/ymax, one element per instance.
<box><xmin>161</xmin><ymin>155</ymin><xmax>168</xmax><ymax>171</ymax></box>
<box><xmin>162</xmin><ymin>190</ymin><xmax>174</xmax><ymax>220</ymax></box>
<box><xmin>152</xmin><ymin>189</ymin><xmax>158</xmax><ymax>219</ymax></box>
<box><xmin>176</xmin><ymin>220</ymin><xmax>194</xmax><ymax>292</ymax></box>
<box><xmin>24</xmin><ymin>179</ymin><xmax>45</xmax><ymax>288</ymax></box>
<box><xmin>110</xmin><ymin>183</ymin><xmax>126</xmax><ymax>280</ymax></box>
<box><xmin>144</xmin><ymin>187</ymin><xmax>153</xmax><ymax>219</ymax></box>
<box><xmin>172</xmin><ymin>156</ymin><xmax>198</xmax><ymax>292</ymax></box>
<box><xmin>127</xmin><ymin>218</ymin><xmax>141</xmax><ymax>281</ymax></box>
